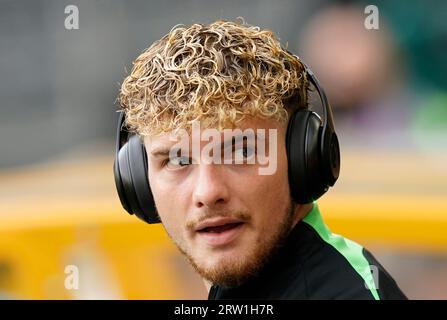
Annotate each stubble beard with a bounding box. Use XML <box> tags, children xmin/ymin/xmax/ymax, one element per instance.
<box><xmin>171</xmin><ymin>201</ymin><xmax>297</xmax><ymax>288</ymax></box>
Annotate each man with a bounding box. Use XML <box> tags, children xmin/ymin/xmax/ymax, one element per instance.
<box><xmin>115</xmin><ymin>20</ymin><xmax>407</xmax><ymax>299</ymax></box>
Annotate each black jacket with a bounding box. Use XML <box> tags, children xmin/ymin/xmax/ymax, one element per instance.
<box><xmin>208</xmin><ymin>203</ymin><xmax>407</xmax><ymax>300</ymax></box>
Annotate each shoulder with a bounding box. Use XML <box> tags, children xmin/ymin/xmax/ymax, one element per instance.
<box><xmin>297</xmin><ymin>203</ymin><xmax>407</xmax><ymax>300</ymax></box>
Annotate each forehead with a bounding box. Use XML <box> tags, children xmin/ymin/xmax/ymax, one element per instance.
<box><xmin>144</xmin><ymin>116</ymin><xmax>285</xmax><ymax>150</ymax></box>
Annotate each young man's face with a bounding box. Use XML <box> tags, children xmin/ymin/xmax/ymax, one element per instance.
<box><xmin>144</xmin><ymin>116</ymin><xmax>297</xmax><ymax>287</ymax></box>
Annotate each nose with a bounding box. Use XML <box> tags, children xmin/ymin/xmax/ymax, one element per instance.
<box><xmin>192</xmin><ymin>164</ymin><xmax>230</xmax><ymax>209</ymax></box>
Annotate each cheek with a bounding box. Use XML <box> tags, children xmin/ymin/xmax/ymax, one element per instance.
<box><xmin>260</xmin><ymin>145</ymin><xmax>290</xmax><ymax>199</ymax></box>
<box><xmin>241</xmin><ymin>155</ymin><xmax>291</xmax><ymax>224</ymax></box>
<box><xmin>149</xmin><ymin>173</ymin><xmax>189</xmax><ymax>237</ymax></box>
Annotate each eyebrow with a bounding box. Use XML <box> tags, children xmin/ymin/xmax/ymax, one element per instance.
<box><xmin>150</xmin><ymin>148</ymin><xmax>172</xmax><ymax>158</ymax></box>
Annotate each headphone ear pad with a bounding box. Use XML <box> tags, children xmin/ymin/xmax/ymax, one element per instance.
<box><xmin>128</xmin><ymin>135</ymin><xmax>160</xmax><ymax>223</ymax></box>
<box><xmin>115</xmin><ymin>140</ymin><xmax>143</xmax><ymax>216</ymax></box>
<box><xmin>286</xmin><ymin>109</ymin><xmax>325</xmax><ymax>203</ymax></box>
<box><xmin>115</xmin><ymin>135</ymin><xmax>160</xmax><ymax>224</ymax></box>
<box><xmin>321</xmin><ymin>129</ymin><xmax>341</xmax><ymax>187</ymax></box>
<box><xmin>114</xmin><ymin>147</ymin><xmax>132</xmax><ymax>214</ymax></box>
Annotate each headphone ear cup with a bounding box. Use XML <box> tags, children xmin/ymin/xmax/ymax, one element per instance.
<box><xmin>127</xmin><ymin>135</ymin><xmax>160</xmax><ymax>224</ymax></box>
<box><xmin>114</xmin><ymin>135</ymin><xmax>160</xmax><ymax>224</ymax></box>
<box><xmin>114</xmin><ymin>148</ymin><xmax>132</xmax><ymax>214</ymax></box>
<box><xmin>321</xmin><ymin>130</ymin><xmax>340</xmax><ymax>187</ymax></box>
<box><xmin>116</xmin><ymin>140</ymin><xmax>144</xmax><ymax>216</ymax></box>
<box><xmin>287</xmin><ymin>109</ymin><xmax>326</xmax><ymax>203</ymax></box>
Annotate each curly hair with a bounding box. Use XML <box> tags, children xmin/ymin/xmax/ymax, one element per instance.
<box><xmin>119</xmin><ymin>20</ymin><xmax>309</xmax><ymax>136</ymax></box>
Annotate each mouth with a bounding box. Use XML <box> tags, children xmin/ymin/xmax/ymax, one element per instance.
<box><xmin>195</xmin><ymin>218</ymin><xmax>246</xmax><ymax>247</ymax></box>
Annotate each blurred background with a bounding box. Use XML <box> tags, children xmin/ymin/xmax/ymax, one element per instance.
<box><xmin>0</xmin><ymin>0</ymin><xmax>446</xmax><ymax>299</ymax></box>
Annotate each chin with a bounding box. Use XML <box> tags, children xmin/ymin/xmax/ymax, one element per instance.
<box><xmin>199</xmin><ymin>259</ymin><xmax>255</xmax><ymax>288</ymax></box>
<box><xmin>197</xmin><ymin>244</ymin><xmax>247</xmax><ymax>267</ymax></box>
<box><xmin>192</xmin><ymin>244</ymin><xmax>260</xmax><ymax>286</ymax></box>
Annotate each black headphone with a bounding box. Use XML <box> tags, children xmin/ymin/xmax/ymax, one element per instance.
<box><xmin>113</xmin><ymin>60</ymin><xmax>340</xmax><ymax>224</ymax></box>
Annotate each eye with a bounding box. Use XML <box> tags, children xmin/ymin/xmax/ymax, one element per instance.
<box><xmin>234</xmin><ymin>145</ymin><xmax>255</xmax><ymax>161</ymax></box>
<box><xmin>165</xmin><ymin>156</ymin><xmax>192</xmax><ymax>169</ymax></box>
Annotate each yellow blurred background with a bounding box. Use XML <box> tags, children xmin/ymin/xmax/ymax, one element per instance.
<box><xmin>1</xmin><ymin>148</ymin><xmax>446</xmax><ymax>299</ymax></box>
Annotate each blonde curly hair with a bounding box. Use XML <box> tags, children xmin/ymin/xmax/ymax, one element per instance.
<box><xmin>119</xmin><ymin>20</ymin><xmax>308</xmax><ymax>136</ymax></box>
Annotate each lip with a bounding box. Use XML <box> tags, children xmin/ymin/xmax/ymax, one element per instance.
<box><xmin>195</xmin><ymin>217</ymin><xmax>244</xmax><ymax>232</ymax></box>
<box><xmin>194</xmin><ymin>218</ymin><xmax>246</xmax><ymax>247</ymax></box>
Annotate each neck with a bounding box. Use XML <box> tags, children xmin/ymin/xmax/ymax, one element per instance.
<box><xmin>290</xmin><ymin>202</ymin><xmax>314</xmax><ymax>231</ymax></box>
